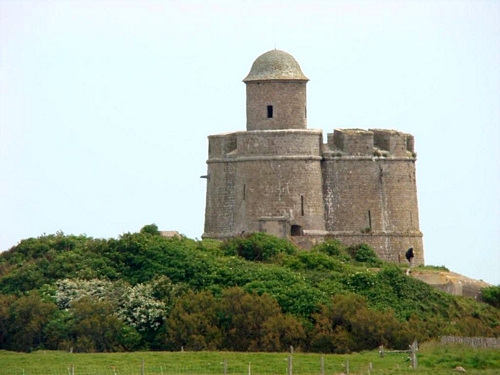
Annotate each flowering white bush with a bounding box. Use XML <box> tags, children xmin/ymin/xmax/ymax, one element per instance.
<box><xmin>55</xmin><ymin>278</ymin><xmax>167</xmax><ymax>332</ymax></box>
<box><xmin>120</xmin><ymin>282</ymin><xmax>166</xmax><ymax>332</ymax></box>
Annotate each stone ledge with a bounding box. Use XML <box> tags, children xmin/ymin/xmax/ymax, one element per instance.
<box><xmin>207</xmin><ymin>155</ymin><xmax>323</xmax><ymax>164</ymax></box>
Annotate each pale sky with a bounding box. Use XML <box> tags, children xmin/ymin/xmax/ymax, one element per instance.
<box><xmin>1</xmin><ymin>0</ymin><xmax>499</xmax><ymax>285</ymax></box>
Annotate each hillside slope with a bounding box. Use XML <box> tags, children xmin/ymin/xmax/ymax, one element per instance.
<box><xmin>0</xmin><ymin>225</ymin><xmax>498</xmax><ymax>353</ymax></box>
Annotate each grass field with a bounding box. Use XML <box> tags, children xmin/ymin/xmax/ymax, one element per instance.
<box><xmin>1</xmin><ymin>342</ymin><xmax>499</xmax><ymax>375</ymax></box>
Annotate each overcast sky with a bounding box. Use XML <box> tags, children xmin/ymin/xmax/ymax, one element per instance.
<box><xmin>1</xmin><ymin>0</ymin><xmax>499</xmax><ymax>285</ymax></box>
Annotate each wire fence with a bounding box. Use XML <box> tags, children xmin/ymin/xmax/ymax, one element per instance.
<box><xmin>2</xmin><ymin>355</ymin><xmax>419</xmax><ymax>375</ymax></box>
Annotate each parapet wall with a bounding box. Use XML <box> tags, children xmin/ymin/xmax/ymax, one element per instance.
<box><xmin>326</xmin><ymin>128</ymin><xmax>415</xmax><ymax>158</ymax></box>
<box><xmin>208</xmin><ymin>130</ymin><xmax>322</xmax><ymax>160</ymax></box>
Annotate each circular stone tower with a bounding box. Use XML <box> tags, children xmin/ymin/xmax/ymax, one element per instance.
<box><xmin>243</xmin><ymin>49</ymin><xmax>309</xmax><ymax>131</ymax></box>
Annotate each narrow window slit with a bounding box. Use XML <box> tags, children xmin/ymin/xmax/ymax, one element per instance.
<box><xmin>267</xmin><ymin>105</ymin><xmax>273</xmax><ymax>118</ymax></box>
<box><xmin>301</xmin><ymin>195</ymin><xmax>304</xmax><ymax>216</ymax></box>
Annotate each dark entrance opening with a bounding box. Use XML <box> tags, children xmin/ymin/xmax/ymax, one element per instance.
<box><xmin>291</xmin><ymin>225</ymin><xmax>303</xmax><ymax>236</ymax></box>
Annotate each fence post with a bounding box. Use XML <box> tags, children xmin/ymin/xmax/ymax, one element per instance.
<box><xmin>379</xmin><ymin>345</ymin><xmax>384</xmax><ymax>357</ymax></box>
<box><xmin>410</xmin><ymin>340</ymin><xmax>418</xmax><ymax>369</ymax></box>
<box><xmin>368</xmin><ymin>362</ymin><xmax>372</xmax><ymax>375</ymax></box>
<box><xmin>248</xmin><ymin>362</ymin><xmax>251</xmax><ymax>375</ymax></box>
<box><xmin>287</xmin><ymin>355</ymin><xmax>293</xmax><ymax>375</ymax></box>
<box><xmin>71</xmin><ymin>365</ymin><xmax>75</xmax><ymax>375</ymax></box>
<box><xmin>141</xmin><ymin>359</ymin><xmax>145</xmax><ymax>375</ymax></box>
<box><xmin>320</xmin><ymin>355</ymin><xmax>324</xmax><ymax>375</ymax></box>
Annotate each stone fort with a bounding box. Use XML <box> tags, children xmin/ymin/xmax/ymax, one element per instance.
<box><xmin>202</xmin><ymin>49</ymin><xmax>424</xmax><ymax>265</ymax></box>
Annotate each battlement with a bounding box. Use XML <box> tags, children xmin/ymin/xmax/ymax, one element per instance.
<box><xmin>209</xmin><ymin>129</ymin><xmax>322</xmax><ymax>159</ymax></box>
<box><xmin>325</xmin><ymin>128</ymin><xmax>415</xmax><ymax>158</ymax></box>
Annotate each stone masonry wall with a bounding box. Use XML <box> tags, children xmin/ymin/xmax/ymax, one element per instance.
<box><xmin>246</xmin><ymin>81</ymin><xmax>307</xmax><ymax>131</ymax></box>
<box><xmin>322</xmin><ymin>129</ymin><xmax>424</xmax><ymax>265</ymax></box>
<box><xmin>203</xmin><ymin>128</ymin><xmax>424</xmax><ymax>265</ymax></box>
<box><xmin>203</xmin><ymin>161</ymin><xmax>236</xmax><ymax>237</ymax></box>
<box><xmin>203</xmin><ymin>130</ymin><xmax>325</xmax><ymax>238</ymax></box>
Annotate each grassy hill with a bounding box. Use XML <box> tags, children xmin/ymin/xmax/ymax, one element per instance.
<box><xmin>0</xmin><ymin>224</ymin><xmax>498</xmax><ymax>353</ymax></box>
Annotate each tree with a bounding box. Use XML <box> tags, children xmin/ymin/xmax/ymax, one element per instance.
<box><xmin>219</xmin><ymin>287</ymin><xmax>283</xmax><ymax>351</ymax></box>
<box><xmin>164</xmin><ymin>290</ymin><xmax>221</xmax><ymax>350</ymax></box>
<box><xmin>70</xmin><ymin>297</ymin><xmax>139</xmax><ymax>352</ymax></box>
<box><xmin>0</xmin><ymin>294</ymin><xmax>16</xmax><ymax>349</ymax></box>
<box><xmin>261</xmin><ymin>313</ymin><xmax>306</xmax><ymax>352</ymax></box>
<box><xmin>311</xmin><ymin>294</ymin><xmax>413</xmax><ymax>353</ymax></box>
<box><xmin>8</xmin><ymin>293</ymin><xmax>57</xmax><ymax>351</ymax></box>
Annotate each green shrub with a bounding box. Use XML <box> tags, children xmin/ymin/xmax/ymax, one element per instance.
<box><xmin>221</xmin><ymin>233</ymin><xmax>297</xmax><ymax>261</ymax></box>
<box><xmin>347</xmin><ymin>243</ymin><xmax>383</xmax><ymax>266</ymax></box>
<box><xmin>285</xmin><ymin>251</ymin><xmax>347</xmax><ymax>272</ymax></box>
<box><xmin>481</xmin><ymin>285</ymin><xmax>500</xmax><ymax>308</ymax></box>
<box><xmin>313</xmin><ymin>240</ymin><xmax>351</xmax><ymax>262</ymax></box>
<box><xmin>139</xmin><ymin>224</ymin><xmax>160</xmax><ymax>236</ymax></box>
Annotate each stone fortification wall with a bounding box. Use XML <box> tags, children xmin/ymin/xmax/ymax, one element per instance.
<box><xmin>203</xmin><ymin>160</ymin><xmax>237</xmax><ymax>237</ymax></box>
<box><xmin>203</xmin><ymin>130</ymin><xmax>325</xmax><ymax>238</ymax></box>
<box><xmin>322</xmin><ymin>129</ymin><xmax>423</xmax><ymax>265</ymax></box>
<box><xmin>441</xmin><ymin>336</ymin><xmax>500</xmax><ymax>348</ymax></box>
<box><xmin>246</xmin><ymin>81</ymin><xmax>307</xmax><ymax>131</ymax></box>
<box><xmin>236</xmin><ymin>129</ymin><xmax>322</xmax><ymax>157</ymax></box>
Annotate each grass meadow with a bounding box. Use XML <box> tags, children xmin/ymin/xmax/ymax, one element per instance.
<box><xmin>1</xmin><ymin>342</ymin><xmax>500</xmax><ymax>375</ymax></box>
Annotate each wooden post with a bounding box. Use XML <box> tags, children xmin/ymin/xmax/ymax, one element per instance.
<box><xmin>369</xmin><ymin>362</ymin><xmax>372</xmax><ymax>374</ymax></box>
<box><xmin>223</xmin><ymin>359</ymin><xmax>227</xmax><ymax>375</ymax></box>
<box><xmin>320</xmin><ymin>355</ymin><xmax>324</xmax><ymax>375</ymax></box>
<box><xmin>379</xmin><ymin>345</ymin><xmax>384</xmax><ymax>357</ymax></box>
<box><xmin>248</xmin><ymin>362</ymin><xmax>251</xmax><ymax>375</ymax></box>
<box><xmin>141</xmin><ymin>359</ymin><xmax>145</xmax><ymax>375</ymax></box>
<box><xmin>71</xmin><ymin>365</ymin><xmax>75</xmax><ymax>375</ymax></box>
<box><xmin>410</xmin><ymin>340</ymin><xmax>418</xmax><ymax>369</ymax></box>
<box><xmin>288</xmin><ymin>355</ymin><xmax>293</xmax><ymax>375</ymax></box>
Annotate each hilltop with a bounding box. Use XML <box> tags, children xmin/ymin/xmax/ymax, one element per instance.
<box><xmin>0</xmin><ymin>224</ymin><xmax>498</xmax><ymax>353</ymax></box>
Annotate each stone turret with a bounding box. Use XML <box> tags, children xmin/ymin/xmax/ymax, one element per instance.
<box><xmin>243</xmin><ymin>50</ymin><xmax>308</xmax><ymax>131</ymax></box>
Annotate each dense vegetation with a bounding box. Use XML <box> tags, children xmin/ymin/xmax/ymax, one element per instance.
<box><xmin>0</xmin><ymin>225</ymin><xmax>499</xmax><ymax>353</ymax></box>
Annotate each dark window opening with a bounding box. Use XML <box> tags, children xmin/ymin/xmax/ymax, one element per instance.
<box><xmin>267</xmin><ymin>105</ymin><xmax>273</xmax><ymax>118</ymax></box>
<box><xmin>300</xmin><ymin>195</ymin><xmax>304</xmax><ymax>216</ymax></box>
<box><xmin>243</xmin><ymin>184</ymin><xmax>246</xmax><ymax>200</ymax></box>
<box><xmin>291</xmin><ymin>225</ymin><xmax>303</xmax><ymax>236</ymax></box>
<box><xmin>368</xmin><ymin>210</ymin><xmax>372</xmax><ymax>229</ymax></box>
